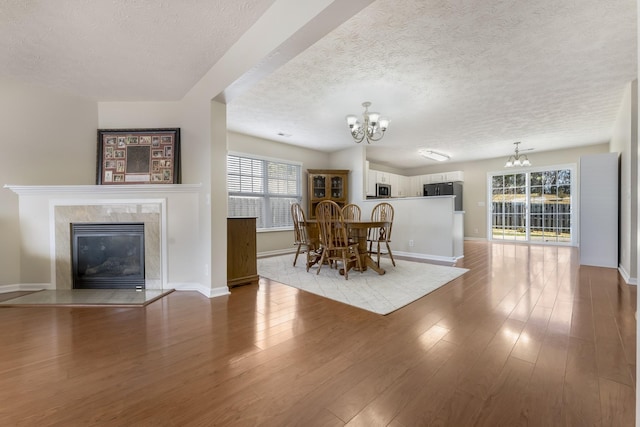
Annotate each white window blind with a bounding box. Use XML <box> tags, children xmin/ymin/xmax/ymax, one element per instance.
<box><xmin>227</xmin><ymin>154</ymin><xmax>301</xmax><ymax>229</ymax></box>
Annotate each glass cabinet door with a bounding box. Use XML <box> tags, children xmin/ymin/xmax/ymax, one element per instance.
<box><xmin>330</xmin><ymin>175</ymin><xmax>344</xmax><ymax>199</ymax></box>
<box><xmin>312</xmin><ymin>175</ymin><xmax>326</xmax><ymax>198</ymax></box>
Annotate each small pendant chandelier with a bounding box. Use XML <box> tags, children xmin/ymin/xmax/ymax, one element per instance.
<box><xmin>504</xmin><ymin>141</ymin><xmax>531</xmax><ymax>167</ymax></box>
<box><xmin>345</xmin><ymin>102</ymin><xmax>389</xmax><ymax>144</ymax></box>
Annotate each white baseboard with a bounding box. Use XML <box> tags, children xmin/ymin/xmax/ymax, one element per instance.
<box><xmin>464</xmin><ymin>237</ymin><xmax>487</xmax><ymax>241</ymax></box>
<box><xmin>171</xmin><ymin>282</ymin><xmax>230</xmax><ymax>298</ymax></box>
<box><xmin>0</xmin><ymin>282</ymin><xmax>231</xmax><ymax>298</ymax></box>
<box><xmin>0</xmin><ymin>283</ymin><xmax>54</xmax><ymax>293</ymax></box>
<box><xmin>618</xmin><ymin>265</ymin><xmax>637</xmax><ymax>286</ymax></box>
<box><xmin>393</xmin><ymin>251</ymin><xmax>459</xmax><ymax>263</ymax></box>
<box><xmin>258</xmin><ymin>248</ymin><xmax>296</xmax><ymax>258</ymax></box>
<box><xmin>0</xmin><ymin>284</ymin><xmax>21</xmax><ymax>293</ymax></box>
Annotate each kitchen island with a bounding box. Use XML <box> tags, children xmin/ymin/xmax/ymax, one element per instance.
<box><xmin>360</xmin><ymin>195</ymin><xmax>463</xmax><ymax>262</ymax></box>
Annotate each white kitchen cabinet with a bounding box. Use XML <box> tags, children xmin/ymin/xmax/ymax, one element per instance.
<box><xmin>445</xmin><ymin>170</ymin><xmax>464</xmax><ymax>182</ymax></box>
<box><xmin>376</xmin><ymin>171</ymin><xmax>391</xmax><ymax>184</ymax></box>
<box><xmin>410</xmin><ymin>176</ymin><xmax>423</xmax><ymax>196</ymax></box>
<box><xmin>392</xmin><ymin>175</ymin><xmax>410</xmax><ymax>197</ymax></box>
<box><xmin>428</xmin><ymin>172</ymin><xmax>446</xmax><ymax>183</ymax></box>
<box><xmin>390</xmin><ymin>174</ymin><xmax>399</xmax><ymax>197</ymax></box>
<box><xmin>366</xmin><ymin>166</ymin><xmax>376</xmax><ymax>196</ymax></box>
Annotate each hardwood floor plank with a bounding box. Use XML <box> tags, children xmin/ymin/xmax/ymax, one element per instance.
<box><xmin>343</xmin><ymin>338</ymin><xmax>456</xmax><ymax>426</ymax></box>
<box><xmin>522</xmin><ymin>333</ymin><xmax>570</xmax><ymax>426</ymax></box>
<box><xmin>471</xmin><ymin>356</ymin><xmax>534</xmax><ymax>427</ymax></box>
<box><xmin>510</xmin><ymin>304</ymin><xmax>553</xmax><ymax>364</ymax></box>
<box><xmin>562</xmin><ymin>337</ymin><xmax>602</xmax><ymax>426</ymax></box>
<box><xmin>456</xmin><ymin>318</ymin><xmax>526</xmax><ymax>401</ymax></box>
<box><xmin>599</xmin><ymin>376</ymin><xmax>635</xmax><ymax>427</ymax></box>
<box><xmin>391</xmin><ymin>330</ymin><xmax>495</xmax><ymax>425</ymax></box>
<box><xmin>587</xmin><ymin>267</ymin><xmax>636</xmax><ymax>388</ymax></box>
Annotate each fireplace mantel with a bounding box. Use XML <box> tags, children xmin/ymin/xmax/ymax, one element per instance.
<box><xmin>4</xmin><ymin>183</ymin><xmax>202</xmax><ymax>195</ymax></box>
<box><xmin>4</xmin><ymin>183</ymin><xmax>226</xmax><ymax>298</ymax></box>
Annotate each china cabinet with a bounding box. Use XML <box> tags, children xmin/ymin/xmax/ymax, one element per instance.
<box><xmin>307</xmin><ymin>169</ymin><xmax>349</xmax><ymax>218</ymax></box>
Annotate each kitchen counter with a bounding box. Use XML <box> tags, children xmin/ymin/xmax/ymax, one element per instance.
<box><xmin>360</xmin><ymin>196</ymin><xmax>463</xmax><ymax>262</ymax></box>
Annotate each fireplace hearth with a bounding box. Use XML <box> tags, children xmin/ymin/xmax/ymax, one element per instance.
<box><xmin>71</xmin><ymin>223</ymin><xmax>145</xmax><ymax>289</ymax></box>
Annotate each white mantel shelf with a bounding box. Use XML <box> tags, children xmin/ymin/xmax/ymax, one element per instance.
<box><xmin>4</xmin><ymin>183</ymin><xmax>202</xmax><ymax>195</ymax></box>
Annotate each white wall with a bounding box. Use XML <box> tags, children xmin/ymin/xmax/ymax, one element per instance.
<box><xmin>329</xmin><ymin>145</ymin><xmax>366</xmax><ymax>202</ymax></box>
<box><xmin>97</xmin><ymin>102</ymin><xmax>182</xmax><ymax>130</ymax></box>
<box><xmin>610</xmin><ymin>80</ymin><xmax>638</xmax><ymax>283</ymax></box>
<box><xmin>0</xmin><ymin>78</ymin><xmax>97</xmax><ymax>286</ymax></box>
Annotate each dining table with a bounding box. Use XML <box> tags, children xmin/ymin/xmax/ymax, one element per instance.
<box><xmin>301</xmin><ymin>218</ymin><xmax>390</xmax><ymax>275</ymax></box>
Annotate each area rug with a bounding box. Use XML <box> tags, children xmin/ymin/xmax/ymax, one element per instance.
<box><xmin>0</xmin><ymin>289</ymin><xmax>174</xmax><ymax>308</ymax></box>
<box><xmin>257</xmin><ymin>255</ymin><xmax>468</xmax><ymax>315</ymax></box>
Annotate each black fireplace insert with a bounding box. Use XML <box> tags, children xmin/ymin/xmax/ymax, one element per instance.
<box><xmin>71</xmin><ymin>222</ymin><xmax>145</xmax><ymax>289</ymax></box>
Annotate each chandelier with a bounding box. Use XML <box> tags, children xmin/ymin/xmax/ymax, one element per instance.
<box><xmin>504</xmin><ymin>141</ymin><xmax>531</xmax><ymax>167</ymax></box>
<box><xmin>345</xmin><ymin>102</ymin><xmax>389</xmax><ymax>144</ymax></box>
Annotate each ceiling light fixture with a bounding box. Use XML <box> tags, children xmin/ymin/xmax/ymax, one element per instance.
<box><xmin>418</xmin><ymin>149</ymin><xmax>450</xmax><ymax>162</ymax></box>
<box><xmin>345</xmin><ymin>101</ymin><xmax>389</xmax><ymax>144</ymax></box>
<box><xmin>504</xmin><ymin>141</ymin><xmax>531</xmax><ymax>167</ymax></box>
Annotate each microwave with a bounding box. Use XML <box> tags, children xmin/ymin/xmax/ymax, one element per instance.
<box><xmin>376</xmin><ymin>183</ymin><xmax>391</xmax><ymax>198</ymax></box>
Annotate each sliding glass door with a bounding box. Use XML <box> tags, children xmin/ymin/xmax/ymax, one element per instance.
<box><xmin>490</xmin><ymin>166</ymin><xmax>575</xmax><ymax>245</ymax></box>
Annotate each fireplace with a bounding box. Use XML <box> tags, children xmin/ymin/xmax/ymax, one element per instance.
<box><xmin>71</xmin><ymin>222</ymin><xmax>145</xmax><ymax>289</ymax></box>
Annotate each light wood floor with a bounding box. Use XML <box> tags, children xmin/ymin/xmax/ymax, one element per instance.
<box><xmin>0</xmin><ymin>241</ymin><xmax>635</xmax><ymax>426</ymax></box>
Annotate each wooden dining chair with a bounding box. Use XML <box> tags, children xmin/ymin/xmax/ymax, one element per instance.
<box><xmin>368</xmin><ymin>202</ymin><xmax>396</xmax><ymax>267</ymax></box>
<box><xmin>341</xmin><ymin>203</ymin><xmax>361</xmax><ymax>220</ymax></box>
<box><xmin>291</xmin><ymin>203</ymin><xmax>319</xmax><ymax>271</ymax></box>
<box><xmin>315</xmin><ymin>200</ymin><xmax>362</xmax><ymax>279</ymax></box>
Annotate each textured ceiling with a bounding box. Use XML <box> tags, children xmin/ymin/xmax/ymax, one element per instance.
<box><xmin>0</xmin><ymin>0</ymin><xmax>276</xmax><ymax>100</ymax></box>
<box><xmin>1</xmin><ymin>0</ymin><xmax>637</xmax><ymax>169</ymax></box>
<box><xmin>227</xmin><ymin>0</ymin><xmax>637</xmax><ymax>168</ymax></box>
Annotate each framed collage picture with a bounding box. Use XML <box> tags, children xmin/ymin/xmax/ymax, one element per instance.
<box><xmin>97</xmin><ymin>128</ymin><xmax>181</xmax><ymax>185</ymax></box>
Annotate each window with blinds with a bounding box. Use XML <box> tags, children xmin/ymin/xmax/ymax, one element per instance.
<box><xmin>227</xmin><ymin>154</ymin><xmax>302</xmax><ymax>229</ymax></box>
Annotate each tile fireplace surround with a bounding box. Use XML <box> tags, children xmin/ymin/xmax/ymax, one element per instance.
<box><xmin>4</xmin><ymin>184</ymin><xmax>227</xmax><ymax>298</ymax></box>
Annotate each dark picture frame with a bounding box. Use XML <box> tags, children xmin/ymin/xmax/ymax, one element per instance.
<box><xmin>97</xmin><ymin>128</ymin><xmax>181</xmax><ymax>185</ymax></box>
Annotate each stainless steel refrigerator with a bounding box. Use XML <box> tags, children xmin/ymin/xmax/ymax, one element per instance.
<box><xmin>423</xmin><ymin>182</ymin><xmax>463</xmax><ymax>211</ymax></box>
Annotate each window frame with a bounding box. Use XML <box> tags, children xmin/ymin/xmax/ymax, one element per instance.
<box><xmin>227</xmin><ymin>152</ymin><xmax>302</xmax><ymax>231</ymax></box>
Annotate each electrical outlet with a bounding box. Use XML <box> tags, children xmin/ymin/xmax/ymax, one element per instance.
<box><xmin>409</xmin><ymin>239</ymin><xmax>414</xmax><ymax>247</ymax></box>
<box><xmin>474</xmin><ymin>228</ymin><xmax>478</xmax><ymax>234</ymax></box>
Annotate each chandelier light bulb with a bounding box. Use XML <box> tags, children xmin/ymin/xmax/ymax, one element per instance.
<box><xmin>346</xmin><ymin>115</ymin><xmax>358</xmax><ymax>127</ymax></box>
